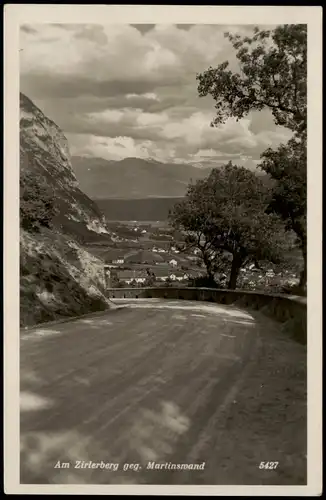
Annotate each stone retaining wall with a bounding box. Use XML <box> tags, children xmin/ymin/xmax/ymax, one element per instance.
<box><xmin>106</xmin><ymin>287</ymin><xmax>307</xmax><ymax>345</ymax></box>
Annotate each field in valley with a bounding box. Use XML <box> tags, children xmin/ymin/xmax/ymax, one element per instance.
<box><xmin>95</xmin><ymin>197</ymin><xmax>183</xmax><ymax>221</ymax></box>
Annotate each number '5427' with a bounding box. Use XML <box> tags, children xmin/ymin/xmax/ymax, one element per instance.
<box><xmin>259</xmin><ymin>461</ymin><xmax>279</xmax><ymax>470</ymax></box>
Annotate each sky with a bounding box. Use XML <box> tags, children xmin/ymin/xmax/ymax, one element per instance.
<box><xmin>20</xmin><ymin>23</ymin><xmax>292</xmax><ymax>169</ymax></box>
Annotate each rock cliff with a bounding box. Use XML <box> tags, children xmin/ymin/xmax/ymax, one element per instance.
<box><xmin>20</xmin><ymin>93</ymin><xmax>112</xmax><ymax>327</ymax></box>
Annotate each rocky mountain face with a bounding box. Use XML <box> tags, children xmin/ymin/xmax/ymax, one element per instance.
<box><xmin>71</xmin><ymin>156</ymin><xmax>212</xmax><ymax>199</ymax></box>
<box><xmin>20</xmin><ymin>93</ymin><xmax>112</xmax><ymax>241</ymax></box>
<box><xmin>20</xmin><ymin>93</ymin><xmax>113</xmax><ymax>327</ymax></box>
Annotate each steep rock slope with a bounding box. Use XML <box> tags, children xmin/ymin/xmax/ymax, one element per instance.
<box><xmin>20</xmin><ymin>93</ymin><xmax>112</xmax><ymax>327</ymax></box>
<box><xmin>20</xmin><ymin>93</ymin><xmax>111</xmax><ymax>242</ymax></box>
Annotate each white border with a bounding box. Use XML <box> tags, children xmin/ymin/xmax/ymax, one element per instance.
<box><xmin>4</xmin><ymin>4</ymin><xmax>323</xmax><ymax>495</ymax></box>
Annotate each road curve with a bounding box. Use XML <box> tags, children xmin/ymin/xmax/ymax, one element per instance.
<box><xmin>20</xmin><ymin>298</ymin><xmax>306</xmax><ymax>485</ymax></box>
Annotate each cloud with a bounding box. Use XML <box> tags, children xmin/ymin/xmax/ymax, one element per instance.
<box><xmin>20</xmin><ymin>23</ymin><xmax>291</xmax><ymax>165</ymax></box>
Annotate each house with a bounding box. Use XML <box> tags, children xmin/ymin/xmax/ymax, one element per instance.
<box><xmin>266</xmin><ymin>269</ymin><xmax>275</xmax><ymax>278</ymax></box>
<box><xmin>134</xmin><ymin>276</ymin><xmax>146</xmax><ymax>284</ymax></box>
<box><xmin>154</xmin><ymin>269</ymin><xmax>170</xmax><ymax>282</ymax></box>
<box><xmin>113</xmin><ymin>258</ymin><xmax>125</xmax><ymax>265</ymax></box>
<box><xmin>153</xmin><ymin>245</ymin><xmax>167</xmax><ymax>253</ymax></box>
<box><xmin>172</xmin><ymin>272</ymin><xmax>189</xmax><ymax>282</ymax></box>
<box><xmin>169</xmin><ymin>259</ymin><xmax>178</xmax><ymax>267</ymax></box>
<box><xmin>104</xmin><ymin>249</ymin><xmax>125</xmax><ymax>265</ymax></box>
<box><xmin>248</xmin><ymin>263</ymin><xmax>260</xmax><ymax>271</ymax></box>
<box><xmin>117</xmin><ymin>270</ymin><xmax>147</xmax><ymax>285</ymax></box>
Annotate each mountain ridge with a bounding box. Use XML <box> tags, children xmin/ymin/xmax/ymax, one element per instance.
<box><xmin>71</xmin><ymin>155</ymin><xmax>213</xmax><ymax>199</ymax></box>
<box><xmin>72</xmin><ymin>155</ymin><xmax>273</xmax><ymax>200</ymax></box>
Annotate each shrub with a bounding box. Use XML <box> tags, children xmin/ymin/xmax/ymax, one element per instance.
<box><xmin>20</xmin><ymin>170</ymin><xmax>59</xmax><ymax>232</ymax></box>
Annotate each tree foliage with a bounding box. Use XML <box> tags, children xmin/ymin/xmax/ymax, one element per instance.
<box><xmin>169</xmin><ymin>163</ymin><xmax>289</xmax><ymax>289</ymax></box>
<box><xmin>144</xmin><ymin>268</ymin><xmax>156</xmax><ymax>287</ymax></box>
<box><xmin>197</xmin><ymin>24</ymin><xmax>307</xmax><ymax>136</ymax></box>
<box><xmin>196</xmin><ymin>24</ymin><xmax>307</xmax><ymax>291</ymax></box>
<box><xmin>20</xmin><ymin>170</ymin><xmax>59</xmax><ymax>232</ymax></box>
<box><xmin>259</xmin><ymin>136</ymin><xmax>307</xmax><ymax>287</ymax></box>
<box><xmin>260</xmin><ymin>137</ymin><xmax>306</xmax><ymax>235</ymax></box>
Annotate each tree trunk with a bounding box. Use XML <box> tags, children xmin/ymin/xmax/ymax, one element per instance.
<box><xmin>228</xmin><ymin>254</ymin><xmax>243</xmax><ymax>290</ymax></box>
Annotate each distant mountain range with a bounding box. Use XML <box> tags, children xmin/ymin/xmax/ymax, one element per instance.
<box><xmin>71</xmin><ymin>156</ymin><xmax>212</xmax><ymax>199</ymax></box>
<box><xmin>71</xmin><ymin>156</ymin><xmax>274</xmax><ymax>200</ymax></box>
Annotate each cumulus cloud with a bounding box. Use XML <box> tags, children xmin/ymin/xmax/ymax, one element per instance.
<box><xmin>20</xmin><ymin>23</ymin><xmax>291</xmax><ymax>165</ymax></box>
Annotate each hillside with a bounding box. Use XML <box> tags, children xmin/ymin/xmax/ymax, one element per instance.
<box><xmin>71</xmin><ymin>156</ymin><xmax>212</xmax><ymax>199</ymax></box>
<box><xmin>20</xmin><ymin>94</ymin><xmax>113</xmax><ymax>243</ymax></box>
<box><xmin>20</xmin><ymin>93</ymin><xmax>113</xmax><ymax>327</ymax></box>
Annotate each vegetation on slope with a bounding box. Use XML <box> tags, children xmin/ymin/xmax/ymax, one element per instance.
<box><xmin>20</xmin><ymin>228</ymin><xmax>110</xmax><ymax>327</ymax></box>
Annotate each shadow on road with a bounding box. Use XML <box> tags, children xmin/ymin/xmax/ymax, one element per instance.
<box><xmin>20</xmin><ymin>301</ymin><xmax>307</xmax><ymax>485</ymax></box>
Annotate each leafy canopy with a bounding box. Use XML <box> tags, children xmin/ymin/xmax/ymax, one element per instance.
<box><xmin>259</xmin><ymin>136</ymin><xmax>306</xmax><ymax>243</ymax></box>
<box><xmin>197</xmin><ymin>24</ymin><xmax>307</xmax><ymax>136</ymax></box>
<box><xmin>169</xmin><ymin>163</ymin><xmax>289</xmax><ymax>285</ymax></box>
<box><xmin>196</xmin><ymin>24</ymin><xmax>307</xmax><ymax>289</ymax></box>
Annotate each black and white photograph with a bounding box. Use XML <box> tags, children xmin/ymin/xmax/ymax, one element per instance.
<box><xmin>4</xmin><ymin>5</ymin><xmax>322</xmax><ymax>496</ymax></box>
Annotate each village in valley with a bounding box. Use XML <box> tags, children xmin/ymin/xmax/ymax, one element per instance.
<box><xmin>84</xmin><ymin>221</ymin><xmax>204</xmax><ymax>288</ymax></box>
<box><xmin>84</xmin><ymin>219</ymin><xmax>302</xmax><ymax>292</ymax></box>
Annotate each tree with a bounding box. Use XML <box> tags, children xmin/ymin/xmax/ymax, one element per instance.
<box><xmin>20</xmin><ymin>170</ymin><xmax>59</xmax><ymax>232</ymax></box>
<box><xmin>169</xmin><ymin>206</ymin><xmax>225</xmax><ymax>283</ymax></box>
<box><xmin>164</xmin><ymin>276</ymin><xmax>173</xmax><ymax>288</ymax></box>
<box><xmin>197</xmin><ymin>24</ymin><xmax>307</xmax><ymax>136</ymax></box>
<box><xmin>144</xmin><ymin>268</ymin><xmax>156</xmax><ymax>287</ymax></box>
<box><xmin>169</xmin><ymin>163</ymin><xmax>289</xmax><ymax>289</ymax></box>
<box><xmin>111</xmin><ymin>274</ymin><xmax>123</xmax><ymax>288</ymax></box>
<box><xmin>196</xmin><ymin>24</ymin><xmax>307</xmax><ymax>291</ymax></box>
<box><xmin>259</xmin><ymin>136</ymin><xmax>307</xmax><ymax>288</ymax></box>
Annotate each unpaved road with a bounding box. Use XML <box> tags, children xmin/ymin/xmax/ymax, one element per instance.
<box><xmin>20</xmin><ymin>299</ymin><xmax>307</xmax><ymax>485</ymax></box>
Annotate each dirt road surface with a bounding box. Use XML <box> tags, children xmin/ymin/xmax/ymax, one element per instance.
<box><xmin>20</xmin><ymin>299</ymin><xmax>307</xmax><ymax>485</ymax></box>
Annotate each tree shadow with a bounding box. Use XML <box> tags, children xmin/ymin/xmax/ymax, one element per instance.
<box><xmin>20</xmin><ymin>301</ymin><xmax>305</xmax><ymax>486</ymax></box>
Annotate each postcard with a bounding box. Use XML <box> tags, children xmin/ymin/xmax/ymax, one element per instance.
<box><xmin>3</xmin><ymin>4</ymin><xmax>322</xmax><ymax>496</ymax></box>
